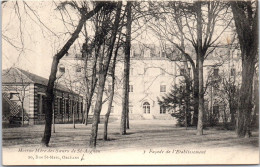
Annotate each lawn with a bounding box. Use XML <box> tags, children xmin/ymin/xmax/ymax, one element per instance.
<box><xmin>2</xmin><ymin>120</ymin><xmax>259</xmax><ymax>165</ymax></box>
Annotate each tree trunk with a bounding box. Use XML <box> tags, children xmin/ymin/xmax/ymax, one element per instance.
<box><xmin>52</xmin><ymin>102</ymin><xmax>55</xmax><ymax>133</ymax></box>
<box><xmin>89</xmin><ymin>2</ymin><xmax>122</xmax><ymax>148</ymax></box>
<box><xmin>196</xmin><ymin>1</ymin><xmax>204</xmax><ymax>135</ymax></box>
<box><xmin>41</xmin><ymin>56</ymin><xmax>58</xmax><ymax>146</ymax></box>
<box><xmin>197</xmin><ymin>57</ymin><xmax>204</xmax><ymax>135</ymax></box>
<box><xmin>103</xmin><ymin>78</ymin><xmax>115</xmax><ymax>140</ymax></box>
<box><xmin>83</xmin><ymin>101</ymin><xmax>88</xmax><ymax>124</ymax></box>
<box><xmin>229</xmin><ymin>99</ymin><xmax>236</xmax><ymax>126</ymax></box>
<box><xmin>73</xmin><ymin>104</ymin><xmax>75</xmax><ymax>128</ymax></box>
<box><xmin>179</xmin><ymin>20</ymin><xmax>191</xmax><ymax>128</ymax></box>
<box><xmin>83</xmin><ymin>100</ymin><xmax>92</xmax><ymax>125</ymax></box>
<box><xmin>236</xmin><ymin>59</ymin><xmax>255</xmax><ymax>137</ymax></box>
<box><xmin>185</xmin><ymin>76</ymin><xmax>191</xmax><ymax>127</ymax></box>
<box><xmin>41</xmin><ymin>3</ymin><xmax>104</xmax><ymax>146</ymax></box>
<box><xmin>83</xmin><ymin>41</ymin><xmax>99</xmax><ymax>126</ymax></box>
<box><xmin>104</xmin><ymin>26</ymin><xmax>122</xmax><ymax>140</ymax></box>
<box><xmin>126</xmin><ymin>108</ymin><xmax>129</xmax><ymax>129</ymax></box>
<box><xmin>21</xmin><ymin>102</ymin><xmax>24</xmax><ymax>126</ymax></box>
<box><xmin>230</xmin><ymin>1</ymin><xmax>258</xmax><ymax>138</ymax></box>
<box><xmin>121</xmin><ymin>2</ymin><xmax>132</xmax><ymax>135</ymax></box>
<box><xmin>251</xmin><ymin>72</ymin><xmax>259</xmax><ymax>127</ymax></box>
<box><xmin>90</xmin><ymin>73</ymin><xmax>106</xmax><ymax>147</ymax></box>
<box><xmin>192</xmin><ymin>68</ymin><xmax>199</xmax><ymax>126</ymax></box>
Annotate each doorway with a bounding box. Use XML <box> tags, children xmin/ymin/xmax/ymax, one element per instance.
<box><xmin>143</xmin><ymin>102</ymin><xmax>150</xmax><ymax>114</ymax></box>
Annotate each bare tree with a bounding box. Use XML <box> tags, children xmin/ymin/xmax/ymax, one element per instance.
<box><xmin>147</xmin><ymin>1</ymin><xmax>232</xmax><ymax>135</ymax></box>
<box><xmin>41</xmin><ymin>2</ymin><xmax>105</xmax><ymax>146</ymax></box>
<box><xmin>80</xmin><ymin>12</ymin><xmax>110</xmax><ymax>125</ymax></box>
<box><xmin>89</xmin><ymin>2</ymin><xmax>122</xmax><ymax>148</ymax></box>
<box><xmin>103</xmin><ymin>36</ymin><xmax>122</xmax><ymax>140</ymax></box>
<box><xmin>121</xmin><ymin>2</ymin><xmax>132</xmax><ymax>135</ymax></box>
<box><xmin>230</xmin><ymin>1</ymin><xmax>258</xmax><ymax>138</ymax></box>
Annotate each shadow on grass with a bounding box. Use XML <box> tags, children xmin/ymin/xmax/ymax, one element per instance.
<box><xmin>111</xmin><ymin>132</ymin><xmax>135</xmax><ymax>136</ymax></box>
<box><xmin>97</xmin><ymin>138</ymin><xmax>117</xmax><ymax>141</ymax></box>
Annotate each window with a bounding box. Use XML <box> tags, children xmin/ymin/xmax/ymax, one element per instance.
<box><xmin>161</xmin><ymin>68</ymin><xmax>165</xmax><ymax>76</ymax></box>
<box><xmin>213</xmin><ymin>106</ymin><xmax>219</xmax><ymax>116</ymax></box>
<box><xmin>162</xmin><ymin>51</ymin><xmax>166</xmax><ymax>57</ymax></box>
<box><xmin>59</xmin><ymin>66</ymin><xmax>65</xmax><ymax>73</ymax></box>
<box><xmin>69</xmin><ymin>100</ymin><xmax>73</xmax><ymax>113</ymax></box>
<box><xmin>180</xmin><ymin>68</ymin><xmax>185</xmax><ymax>76</ymax></box>
<box><xmin>76</xmin><ymin>101</ymin><xmax>79</xmax><ymax>114</ymax></box>
<box><xmin>131</xmin><ymin>50</ymin><xmax>134</xmax><ymax>57</ymax></box>
<box><xmin>130</xmin><ymin>68</ymin><xmax>134</xmax><ymax>76</ymax></box>
<box><xmin>91</xmin><ymin>105</ymin><xmax>95</xmax><ymax>113</ymax></box>
<box><xmin>188</xmin><ymin>68</ymin><xmax>191</xmax><ymax>76</ymax></box>
<box><xmin>213</xmin><ymin>68</ymin><xmax>219</xmax><ymax>76</ymax></box>
<box><xmin>160</xmin><ymin>85</ymin><xmax>166</xmax><ymax>92</ymax></box>
<box><xmin>77</xmin><ymin>102</ymin><xmax>80</xmax><ymax>114</ymax></box>
<box><xmin>180</xmin><ymin>86</ymin><xmax>184</xmax><ymax>92</ymax></box>
<box><xmin>57</xmin><ymin>98</ymin><xmax>61</xmax><ymax>114</ymax></box>
<box><xmin>160</xmin><ymin>106</ymin><xmax>166</xmax><ymax>114</ymax></box>
<box><xmin>38</xmin><ymin>94</ymin><xmax>43</xmax><ymax>114</ymax></box>
<box><xmin>81</xmin><ymin>102</ymin><xmax>83</xmax><ymax>113</ymax></box>
<box><xmin>129</xmin><ymin>85</ymin><xmax>133</xmax><ymax>92</ymax></box>
<box><xmin>143</xmin><ymin>102</ymin><xmax>150</xmax><ymax>114</ymax></box>
<box><xmin>111</xmin><ymin>106</ymin><xmax>114</xmax><ymax>113</ymax></box>
<box><xmin>76</xmin><ymin>67</ymin><xmax>81</xmax><ymax>72</ymax></box>
<box><xmin>144</xmin><ymin>49</ymin><xmax>150</xmax><ymax>58</ymax></box>
<box><xmin>129</xmin><ymin>105</ymin><xmax>133</xmax><ymax>114</ymax></box>
<box><xmin>66</xmin><ymin>99</ymin><xmax>70</xmax><ymax>114</ymax></box>
<box><xmin>42</xmin><ymin>96</ymin><xmax>47</xmax><ymax>114</ymax></box>
<box><xmin>108</xmin><ymin>85</ymin><xmax>112</xmax><ymax>92</ymax></box>
<box><xmin>231</xmin><ymin>68</ymin><xmax>235</xmax><ymax>76</ymax></box>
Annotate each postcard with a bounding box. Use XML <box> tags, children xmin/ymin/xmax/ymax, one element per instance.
<box><xmin>2</xmin><ymin>0</ymin><xmax>259</xmax><ymax>165</ymax></box>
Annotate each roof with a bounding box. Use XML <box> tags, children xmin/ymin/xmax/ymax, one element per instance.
<box><xmin>2</xmin><ymin>68</ymin><xmax>73</xmax><ymax>93</ymax></box>
<box><xmin>61</xmin><ymin>43</ymin><xmax>238</xmax><ymax>62</ymax></box>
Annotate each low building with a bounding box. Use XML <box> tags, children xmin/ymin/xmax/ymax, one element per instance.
<box><xmin>2</xmin><ymin>68</ymin><xmax>83</xmax><ymax>125</ymax></box>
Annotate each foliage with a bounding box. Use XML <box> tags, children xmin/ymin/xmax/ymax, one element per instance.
<box><xmin>203</xmin><ymin>68</ymin><xmax>240</xmax><ymax>128</ymax></box>
<box><xmin>158</xmin><ymin>81</ymin><xmax>193</xmax><ymax>127</ymax></box>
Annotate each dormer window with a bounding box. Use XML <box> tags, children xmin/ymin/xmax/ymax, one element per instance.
<box><xmin>180</xmin><ymin>68</ymin><xmax>185</xmax><ymax>76</ymax></box>
<box><xmin>160</xmin><ymin>85</ymin><xmax>166</xmax><ymax>92</ymax></box>
<box><xmin>231</xmin><ymin>68</ymin><xmax>235</xmax><ymax>76</ymax></box>
<box><xmin>76</xmin><ymin>67</ymin><xmax>81</xmax><ymax>72</ymax></box>
<box><xmin>213</xmin><ymin>68</ymin><xmax>219</xmax><ymax>77</ymax></box>
<box><xmin>130</xmin><ymin>68</ymin><xmax>134</xmax><ymax>76</ymax></box>
<box><xmin>59</xmin><ymin>66</ymin><xmax>65</xmax><ymax>73</ymax></box>
<box><xmin>129</xmin><ymin>85</ymin><xmax>133</xmax><ymax>92</ymax></box>
<box><xmin>144</xmin><ymin>49</ymin><xmax>150</xmax><ymax>58</ymax></box>
<box><xmin>161</xmin><ymin>68</ymin><xmax>165</xmax><ymax>76</ymax></box>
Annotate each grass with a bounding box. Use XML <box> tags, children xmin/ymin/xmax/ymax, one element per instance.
<box><xmin>2</xmin><ymin>120</ymin><xmax>259</xmax><ymax>165</ymax></box>
<box><xmin>2</xmin><ymin>120</ymin><xmax>258</xmax><ymax>151</ymax></box>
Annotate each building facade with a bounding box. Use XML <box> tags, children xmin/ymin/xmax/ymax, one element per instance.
<box><xmin>2</xmin><ymin>68</ymin><xmax>83</xmax><ymax>125</ymax></box>
<box><xmin>58</xmin><ymin>44</ymin><xmax>241</xmax><ymax>122</ymax></box>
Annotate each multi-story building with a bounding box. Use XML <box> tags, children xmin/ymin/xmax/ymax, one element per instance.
<box><xmin>58</xmin><ymin>44</ymin><xmax>241</xmax><ymax>121</ymax></box>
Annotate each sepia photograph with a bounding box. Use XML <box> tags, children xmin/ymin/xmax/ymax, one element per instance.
<box><xmin>1</xmin><ymin>0</ymin><xmax>259</xmax><ymax>165</ymax></box>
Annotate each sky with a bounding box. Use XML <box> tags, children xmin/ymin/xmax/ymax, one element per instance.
<box><xmin>2</xmin><ymin>1</ymin><xmax>160</xmax><ymax>78</ymax></box>
<box><xmin>2</xmin><ymin>1</ymin><xmax>233</xmax><ymax>79</ymax></box>
<box><xmin>3</xmin><ymin>1</ymin><xmax>88</xmax><ymax>78</ymax></box>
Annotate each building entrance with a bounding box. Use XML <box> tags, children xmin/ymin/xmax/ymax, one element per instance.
<box><xmin>143</xmin><ymin>102</ymin><xmax>150</xmax><ymax>114</ymax></box>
